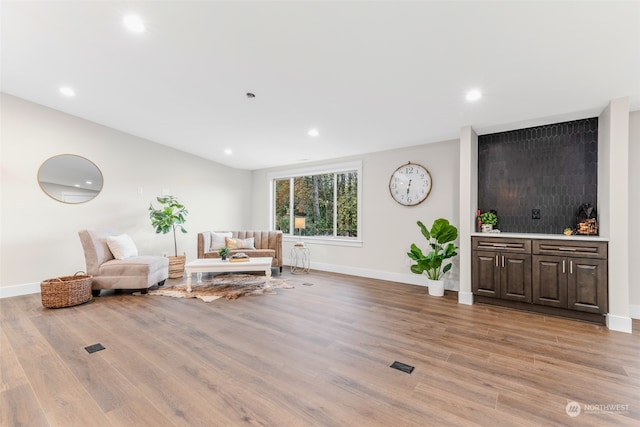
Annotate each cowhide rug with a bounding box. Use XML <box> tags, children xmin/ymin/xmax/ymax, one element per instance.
<box><xmin>146</xmin><ymin>273</ymin><xmax>293</xmax><ymax>302</ymax></box>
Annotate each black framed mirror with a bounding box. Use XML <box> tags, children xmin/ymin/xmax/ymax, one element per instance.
<box><xmin>37</xmin><ymin>154</ymin><xmax>103</xmax><ymax>203</ymax></box>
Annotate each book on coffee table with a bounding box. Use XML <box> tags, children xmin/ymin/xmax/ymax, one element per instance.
<box><xmin>229</xmin><ymin>253</ymin><xmax>250</xmax><ymax>263</ymax></box>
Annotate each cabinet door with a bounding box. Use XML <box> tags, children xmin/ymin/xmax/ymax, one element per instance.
<box><xmin>500</xmin><ymin>254</ymin><xmax>532</xmax><ymax>303</ymax></box>
<box><xmin>568</xmin><ymin>258</ymin><xmax>608</xmax><ymax>314</ymax></box>
<box><xmin>532</xmin><ymin>255</ymin><xmax>567</xmax><ymax>308</ymax></box>
<box><xmin>472</xmin><ymin>250</ymin><xmax>500</xmax><ymax>298</ymax></box>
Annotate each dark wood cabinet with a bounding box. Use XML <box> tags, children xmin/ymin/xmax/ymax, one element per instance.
<box><xmin>472</xmin><ymin>238</ymin><xmax>531</xmax><ymax>303</ymax></box>
<box><xmin>472</xmin><ymin>236</ymin><xmax>608</xmax><ymax>323</ymax></box>
<box><xmin>532</xmin><ymin>240</ymin><xmax>608</xmax><ymax>314</ymax></box>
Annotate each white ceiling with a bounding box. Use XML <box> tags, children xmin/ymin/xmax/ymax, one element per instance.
<box><xmin>2</xmin><ymin>1</ymin><xmax>639</xmax><ymax>170</ymax></box>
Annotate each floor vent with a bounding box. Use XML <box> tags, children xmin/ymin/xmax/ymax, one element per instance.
<box><xmin>302</xmin><ymin>283</ymin><xmax>314</xmax><ymax>286</ymax></box>
<box><xmin>390</xmin><ymin>361</ymin><xmax>414</xmax><ymax>374</ymax></box>
<box><xmin>84</xmin><ymin>343</ymin><xmax>106</xmax><ymax>354</ymax></box>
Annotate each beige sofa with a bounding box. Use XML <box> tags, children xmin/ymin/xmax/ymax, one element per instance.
<box><xmin>197</xmin><ymin>230</ymin><xmax>283</xmax><ymax>272</ymax></box>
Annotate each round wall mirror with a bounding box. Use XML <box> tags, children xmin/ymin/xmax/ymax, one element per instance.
<box><xmin>38</xmin><ymin>154</ymin><xmax>104</xmax><ymax>203</ymax></box>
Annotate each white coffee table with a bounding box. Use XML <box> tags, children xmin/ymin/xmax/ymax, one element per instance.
<box><xmin>184</xmin><ymin>257</ymin><xmax>273</xmax><ymax>292</ymax></box>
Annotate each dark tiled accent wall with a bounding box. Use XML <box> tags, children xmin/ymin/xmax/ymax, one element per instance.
<box><xmin>478</xmin><ymin>117</ymin><xmax>598</xmax><ymax>234</ymax></box>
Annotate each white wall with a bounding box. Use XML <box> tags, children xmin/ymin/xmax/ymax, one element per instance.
<box><xmin>251</xmin><ymin>140</ymin><xmax>461</xmax><ymax>290</ymax></box>
<box><xmin>0</xmin><ymin>94</ymin><xmax>252</xmax><ymax>295</ymax></box>
<box><xmin>629</xmin><ymin>110</ymin><xmax>640</xmax><ymax>315</ymax></box>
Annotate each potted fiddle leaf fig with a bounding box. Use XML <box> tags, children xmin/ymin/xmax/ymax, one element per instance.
<box><xmin>407</xmin><ymin>218</ymin><xmax>459</xmax><ymax>296</ymax></box>
<box><xmin>149</xmin><ymin>195</ymin><xmax>188</xmax><ymax>278</ymax></box>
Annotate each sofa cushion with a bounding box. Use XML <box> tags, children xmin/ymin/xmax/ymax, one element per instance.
<box><xmin>211</xmin><ymin>232</ymin><xmax>232</xmax><ymax>250</ymax></box>
<box><xmin>226</xmin><ymin>237</ymin><xmax>256</xmax><ymax>250</ymax></box>
<box><xmin>99</xmin><ymin>256</ymin><xmax>167</xmax><ymax>277</ymax></box>
<box><xmin>106</xmin><ymin>234</ymin><xmax>138</xmax><ymax>260</ymax></box>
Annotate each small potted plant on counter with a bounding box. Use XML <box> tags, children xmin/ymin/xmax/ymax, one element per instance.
<box><xmin>480</xmin><ymin>211</ymin><xmax>497</xmax><ymax>232</ymax></box>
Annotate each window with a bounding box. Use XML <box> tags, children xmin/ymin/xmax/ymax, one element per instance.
<box><xmin>271</xmin><ymin>162</ymin><xmax>361</xmax><ymax>242</ymax></box>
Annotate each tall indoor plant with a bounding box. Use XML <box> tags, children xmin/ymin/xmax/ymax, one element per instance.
<box><xmin>149</xmin><ymin>195</ymin><xmax>188</xmax><ymax>278</ymax></box>
<box><xmin>407</xmin><ymin>218</ymin><xmax>459</xmax><ymax>296</ymax></box>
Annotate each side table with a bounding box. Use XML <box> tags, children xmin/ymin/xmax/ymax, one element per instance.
<box><xmin>290</xmin><ymin>244</ymin><xmax>310</xmax><ymax>274</ymax></box>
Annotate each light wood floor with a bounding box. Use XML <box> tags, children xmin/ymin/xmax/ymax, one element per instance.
<box><xmin>1</xmin><ymin>270</ymin><xmax>639</xmax><ymax>426</ymax></box>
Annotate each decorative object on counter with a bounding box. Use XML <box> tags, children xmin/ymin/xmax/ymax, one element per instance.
<box><xmin>563</xmin><ymin>227</ymin><xmax>574</xmax><ymax>236</ymax></box>
<box><xmin>476</xmin><ymin>209</ymin><xmax>483</xmax><ymax>232</ymax></box>
<box><xmin>575</xmin><ymin>203</ymin><xmax>598</xmax><ymax>235</ymax></box>
<box><xmin>407</xmin><ymin>218</ymin><xmax>459</xmax><ymax>296</ymax></box>
<box><xmin>149</xmin><ymin>195</ymin><xmax>189</xmax><ymax>278</ymax></box>
<box><xmin>218</xmin><ymin>246</ymin><xmax>231</xmax><ymax>261</ymax></box>
<box><xmin>480</xmin><ymin>211</ymin><xmax>497</xmax><ymax>232</ymax></box>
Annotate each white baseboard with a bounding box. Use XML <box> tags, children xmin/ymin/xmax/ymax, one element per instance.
<box><xmin>296</xmin><ymin>259</ymin><xmax>461</xmax><ymax>291</ymax></box>
<box><xmin>606</xmin><ymin>314</ymin><xmax>633</xmax><ymax>333</ymax></box>
<box><xmin>0</xmin><ymin>282</ymin><xmax>40</xmax><ymax>299</ymax></box>
<box><xmin>458</xmin><ymin>291</ymin><xmax>474</xmax><ymax>305</ymax></box>
<box><xmin>629</xmin><ymin>304</ymin><xmax>640</xmax><ymax>320</ymax></box>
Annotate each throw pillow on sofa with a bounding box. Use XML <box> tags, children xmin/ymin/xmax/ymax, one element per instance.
<box><xmin>210</xmin><ymin>232</ymin><xmax>232</xmax><ymax>250</ymax></box>
<box><xmin>106</xmin><ymin>234</ymin><xmax>139</xmax><ymax>260</ymax></box>
<box><xmin>225</xmin><ymin>237</ymin><xmax>256</xmax><ymax>250</ymax></box>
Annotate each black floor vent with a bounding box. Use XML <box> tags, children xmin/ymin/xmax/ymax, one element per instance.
<box><xmin>84</xmin><ymin>343</ymin><xmax>106</xmax><ymax>354</ymax></box>
<box><xmin>390</xmin><ymin>361</ymin><xmax>414</xmax><ymax>374</ymax></box>
<box><xmin>302</xmin><ymin>283</ymin><xmax>314</xmax><ymax>286</ymax></box>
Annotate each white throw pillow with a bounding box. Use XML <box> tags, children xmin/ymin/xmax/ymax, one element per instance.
<box><xmin>225</xmin><ymin>236</ymin><xmax>255</xmax><ymax>250</ymax></box>
<box><xmin>106</xmin><ymin>234</ymin><xmax>139</xmax><ymax>260</ymax></box>
<box><xmin>211</xmin><ymin>232</ymin><xmax>232</xmax><ymax>250</ymax></box>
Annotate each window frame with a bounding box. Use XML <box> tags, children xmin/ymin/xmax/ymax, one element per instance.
<box><xmin>268</xmin><ymin>161</ymin><xmax>363</xmax><ymax>247</ymax></box>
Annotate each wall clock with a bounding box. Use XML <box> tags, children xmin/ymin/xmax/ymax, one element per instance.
<box><xmin>389</xmin><ymin>162</ymin><xmax>432</xmax><ymax>206</ymax></box>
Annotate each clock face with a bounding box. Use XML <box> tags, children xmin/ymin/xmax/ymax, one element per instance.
<box><xmin>389</xmin><ymin>163</ymin><xmax>432</xmax><ymax>206</ymax></box>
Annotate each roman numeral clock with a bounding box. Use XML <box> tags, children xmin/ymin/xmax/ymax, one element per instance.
<box><xmin>389</xmin><ymin>162</ymin><xmax>432</xmax><ymax>206</ymax></box>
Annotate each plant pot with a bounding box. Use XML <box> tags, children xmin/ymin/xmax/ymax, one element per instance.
<box><xmin>167</xmin><ymin>254</ymin><xmax>186</xmax><ymax>279</ymax></box>
<box><xmin>481</xmin><ymin>224</ymin><xmax>493</xmax><ymax>232</ymax></box>
<box><xmin>427</xmin><ymin>279</ymin><xmax>445</xmax><ymax>296</ymax></box>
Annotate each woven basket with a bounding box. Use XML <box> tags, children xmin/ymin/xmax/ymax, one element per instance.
<box><xmin>167</xmin><ymin>254</ymin><xmax>186</xmax><ymax>279</ymax></box>
<box><xmin>41</xmin><ymin>272</ymin><xmax>93</xmax><ymax>309</ymax></box>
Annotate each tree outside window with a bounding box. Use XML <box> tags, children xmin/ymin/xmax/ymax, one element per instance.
<box><xmin>274</xmin><ymin>169</ymin><xmax>358</xmax><ymax>239</ymax></box>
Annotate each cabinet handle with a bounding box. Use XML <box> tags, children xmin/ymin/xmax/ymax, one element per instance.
<box><xmin>502</xmin><ymin>255</ymin><xmax>505</xmax><ymax>268</ymax></box>
<box><xmin>570</xmin><ymin>260</ymin><xmax>573</xmax><ymax>274</ymax></box>
<box><xmin>562</xmin><ymin>260</ymin><xmax>565</xmax><ymax>273</ymax></box>
<box><xmin>558</xmin><ymin>247</ymin><xmax>578</xmax><ymax>251</ymax></box>
<box><xmin>495</xmin><ymin>255</ymin><xmax>499</xmax><ymax>267</ymax></box>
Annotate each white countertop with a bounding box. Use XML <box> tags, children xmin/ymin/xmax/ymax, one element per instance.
<box><xmin>470</xmin><ymin>231</ymin><xmax>608</xmax><ymax>242</ymax></box>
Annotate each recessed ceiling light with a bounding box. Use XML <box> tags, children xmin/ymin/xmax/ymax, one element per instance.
<box><xmin>224</xmin><ymin>148</ymin><xmax>232</xmax><ymax>155</ymax></box>
<box><xmin>59</xmin><ymin>86</ymin><xmax>75</xmax><ymax>97</ymax></box>
<box><xmin>308</xmin><ymin>128</ymin><xmax>319</xmax><ymax>137</ymax></box>
<box><xmin>465</xmin><ymin>89</ymin><xmax>482</xmax><ymax>102</ymax></box>
<box><xmin>86</xmin><ymin>180</ymin><xmax>92</xmax><ymax>185</ymax></box>
<box><xmin>123</xmin><ymin>15</ymin><xmax>145</xmax><ymax>33</ymax></box>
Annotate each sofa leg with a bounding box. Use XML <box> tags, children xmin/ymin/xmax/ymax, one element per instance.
<box><xmin>92</xmin><ymin>289</ymin><xmax>101</xmax><ymax>297</ymax></box>
<box><xmin>157</xmin><ymin>280</ymin><xmax>166</xmax><ymax>287</ymax></box>
<box><xmin>140</xmin><ymin>288</ymin><xmax>148</xmax><ymax>295</ymax></box>
<box><xmin>280</xmin><ymin>266</ymin><xmax>283</xmax><ymax>273</ymax></box>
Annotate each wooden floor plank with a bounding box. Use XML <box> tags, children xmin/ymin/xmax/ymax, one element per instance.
<box><xmin>1</xmin><ymin>270</ymin><xmax>639</xmax><ymax>426</ymax></box>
